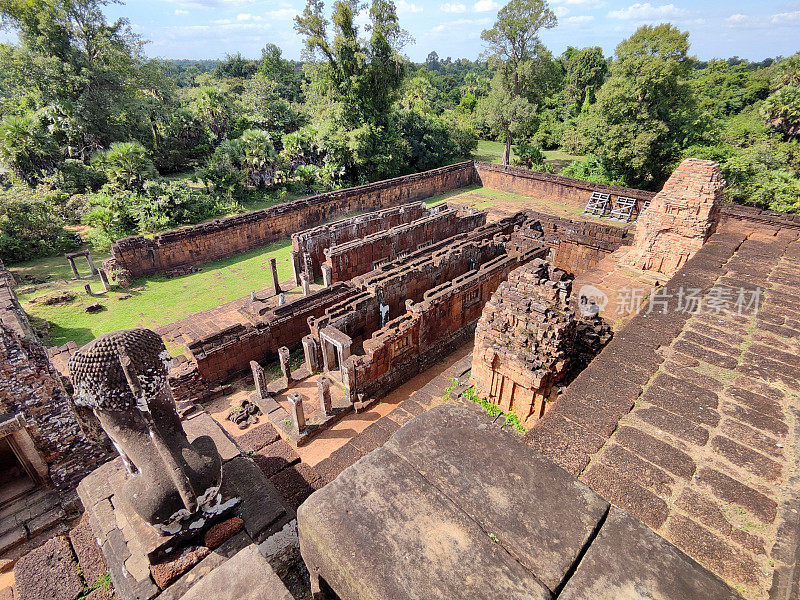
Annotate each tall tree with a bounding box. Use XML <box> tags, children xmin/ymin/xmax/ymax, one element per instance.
<box><xmin>564</xmin><ymin>46</ymin><xmax>606</xmax><ymax>114</ymax></box>
<box><xmin>295</xmin><ymin>0</ymin><xmax>409</xmax><ymax>179</ymax></box>
<box><xmin>480</xmin><ymin>0</ymin><xmax>557</xmax><ymax>164</ymax></box>
<box><xmin>584</xmin><ymin>24</ymin><xmax>698</xmax><ymax>189</ymax></box>
<box><xmin>0</xmin><ymin>0</ymin><xmax>144</xmax><ymax>161</ymax></box>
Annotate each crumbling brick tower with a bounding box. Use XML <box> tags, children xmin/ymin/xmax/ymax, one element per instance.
<box><xmin>471</xmin><ymin>259</ymin><xmax>576</xmax><ymax>425</ymax></box>
<box><xmin>623</xmin><ymin>158</ymin><xmax>725</xmax><ymax>276</ymax></box>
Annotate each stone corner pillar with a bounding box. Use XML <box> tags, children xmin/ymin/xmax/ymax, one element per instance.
<box><xmin>302</xmin><ymin>336</ymin><xmax>321</xmax><ymax>374</ymax></box>
<box><xmin>278</xmin><ymin>346</ymin><xmax>293</xmax><ymax>385</ymax></box>
<box><xmin>317</xmin><ymin>376</ymin><xmax>332</xmax><ymax>416</ymax></box>
<box><xmin>288</xmin><ymin>392</ymin><xmax>306</xmax><ymax>434</ymax></box>
<box><xmin>321</xmin><ymin>264</ymin><xmax>333</xmax><ymax>288</ymax></box>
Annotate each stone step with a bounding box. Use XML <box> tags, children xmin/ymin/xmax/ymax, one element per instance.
<box><xmin>0</xmin><ymin>526</ymin><xmax>26</xmax><ymax>555</ymax></box>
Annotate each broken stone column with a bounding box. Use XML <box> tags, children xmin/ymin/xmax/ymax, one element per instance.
<box><xmin>321</xmin><ymin>264</ymin><xmax>333</xmax><ymax>288</ymax></box>
<box><xmin>288</xmin><ymin>392</ymin><xmax>306</xmax><ymax>434</ymax></box>
<box><xmin>83</xmin><ymin>282</ymin><xmax>93</xmax><ymax>296</ymax></box>
<box><xmin>278</xmin><ymin>293</ymin><xmax>287</xmax><ymax>306</ymax></box>
<box><xmin>303</xmin><ymin>336</ymin><xmax>321</xmax><ymax>374</ymax></box>
<box><xmin>66</xmin><ymin>255</ymin><xmax>80</xmax><ymax>279</ymax></box>
<box><xmin>251</xmin><ymin>360</ymin><xmax>268</xmax><ymax>399</ymax></box>
<box><xmin>269</xmin><ymin>257</ymin><xmax>281</xmax><ymax>296</ymax></box>
<box><xmin>278</xmin><ymin>346</ymin><xmax>293</xmax><ymax>385</ymax></box>
<box><xmin>98</xmin><ymin>268</ymin><xmax>111</xmax><ymax>292</ymax></box>
<box><xmin>68</xmin><ymin>329</ymin><xmax>223</xmax><ymax>533</ymax></box>
<box><xmin>85</xmin><ymin>253</ymin><xmax>98</xmax><ymax>275</ymax></box>
<box><xmin>318</xmin><ymin>376</ymin><xmax>332</xmax><ymax>416</ymax></box>
<box><xmin>623</xmin><ymin>158</ymin><xmax>724</xmax><ymax>277</ymax></box>
<box><xmin>290</xmin><ymin>251</ymin><xmax>303</xmax><ymax>286</ymax></box>
<box><xmin>471</xmin><ymin>259</ymin><xmax>578</xmax><ymax>426</ymax></box>
<box><xmin>300</xmin><ymin>273</ymin><xmax>311</xmax><ymax>297</ymax></box>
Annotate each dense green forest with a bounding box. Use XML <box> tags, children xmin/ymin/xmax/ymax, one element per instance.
<box><xmin>0</xmin><ymin>0</ymin><xmax>798</xmax><ymax>264</ymax></box>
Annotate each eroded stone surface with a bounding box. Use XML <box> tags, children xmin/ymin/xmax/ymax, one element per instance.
<box><xmin>559</xmin><ymin>508</ymin><xmax>744</xmax><ymax>600</ymax></box>
<box><xmin>176</xmin><ymin>544</ymin><xmax>291</xmax><ymax>600</ymax></box>
<box><xmin>14</xmin><ymin>536</ymin><xmax>83</xmax><ymax>600</ymax></box>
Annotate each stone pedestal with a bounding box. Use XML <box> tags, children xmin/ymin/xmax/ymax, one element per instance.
<box><xmin>300</xmin><ymin>274</ymin><xmax>311</xmax><ymax>297</ymax></box>
<box><xmin>78</xmin><ymin>438</ymin><xmax>296</xmax><ymax>600</ymax></box>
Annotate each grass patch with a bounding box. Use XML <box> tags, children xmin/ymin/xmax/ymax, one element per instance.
<box><xmin>444</xmin><ymin>379</ymin><xmax>527</xmax><ymax>433</ymax></box>
<box><xmin>16</xmin><ymin>238</ymin><xmax>298</xmax><ymax>348</ymax></box>
<box><xmin>425</xmin><ymin>185</ymin><xmax>622</xmax><ymax>226</ymax></box>
<box><xmin>474</xmin><ymin>140</ymin><xmax>583</xmax><ymax>173</ymax></box>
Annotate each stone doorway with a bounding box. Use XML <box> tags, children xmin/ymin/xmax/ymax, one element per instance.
<box><xmin>0</xmin><ymin>414</ymin><xmax>47</xmax><ymax>509</ymax></box>
<box><xmin>0</xmin><ymin>437</ymin><xmax>37</xmax><ymax>507</ymax></box>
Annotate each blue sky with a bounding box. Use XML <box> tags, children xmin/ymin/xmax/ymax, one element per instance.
<box><xmin>3</xmin><ymin>0</ymin><xmax>799</xmax><ymax>62</ymax></box>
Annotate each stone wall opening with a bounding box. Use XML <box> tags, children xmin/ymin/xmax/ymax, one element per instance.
<box><xmin>0</xmin><ymin>429</ymin><xmax>40</xmax><ymax>507</ymax></box>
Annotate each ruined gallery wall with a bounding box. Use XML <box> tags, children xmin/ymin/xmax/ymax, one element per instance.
<box><xmin>189</xmin><ymin>283</ymin><xmax>356</xmax><ymax>383</ymax></box>
<box><xmin>511</xmin><ymin>212</ymin><xmax>632</xmax><ymax>275</ymax></box>
<box><xmin>112</xmin><ymin>162</ymin><xmax>476</xmax><ymax>278</ymax></box>
<box><xmin>474</xmin><ymin>161</ymin><xmax>655</xmax><ymax>209</ymax></box>
<box><xmin>292</xmin><ymin>202</ymin><xmax>429</xmax><ymax>278</ymax></box>
<box><xmin>347</xmin><ymin>246</ymin><xmax>548</xmax><ymax>402</ymax></box>
<box><xmin>310</xmin><ymin>237</ymin><xmax>511</xmax><ymax>350</ymax></box>
<box><xmin>325</xmin><ymin>207</ymin><xmax>488</xmax><ymax>282</ymax></box>
<box><xmin>0</xmin><ymin>281</ymin><xmax>108</xmax><ymax>491</ymax></box>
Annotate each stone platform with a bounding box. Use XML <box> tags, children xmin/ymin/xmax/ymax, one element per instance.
<box><xmin>78</xmin><ymin>410</ymin><xmax>296</xmax><ymax>600</ymax></box>
<box><xmin>299</xmin><ymin>405</ymin><xmax>743</xmax><ymax>599</ymax></box>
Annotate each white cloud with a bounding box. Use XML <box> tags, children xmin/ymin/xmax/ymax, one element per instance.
<box><xmin>430</xmin><ymin>16</ymin><xmax>491</xmax><ymax>32</ymax></box>
<box><xmin>265</xmin><ymin>8</ymin><xmax>298</xmax><ymax>20</ymax></box>
<box><xmin>165</xmin><ymin>0</ymin><xmax>255</xmax><ymax>6</ymax></box>
<box><xmin>551</xmin><ymin>0</ymin><xmax>605</xmax><ymax>5</ymax></box>
<box><xmin>473</xmin><ymin>0</ymin><xmax>498</xmax><ymax>12</ymax></box>
<box><xmin>608</xmin><ymin>3</ymin><xmax>688</xmax><ymax>20</ymax></box>
<box><xmin>564</xmin><ymin>15</ymin><xmax>595</xmax><ymax>24</ymax></box>
<box><xmin>397</xmin><ymin>0</ymin><xmax>423</xmax><ymax>13</ymax></box>
<box><xmin>725</xmin><ymin>13</ymin><xmax>751</xmax><ymax>25</ymax></box>
<box><xmin>440</xmin><ymin>2</ymin><xmax>467</xmax><ymax>13</ymax></box>
<box><xmin>174</xmin><ymin>9</ymin><xmax>190</xmax><ymax>16</ymax></box>
<box><xmin>771</xmin><ymin>10</ymin><xmax>800</xmax><ymax>24</ymax></box>
<box><xmin>554</xmin><ymin>6</ymin><xmax>570</xmax><ymax>17</ymax></box>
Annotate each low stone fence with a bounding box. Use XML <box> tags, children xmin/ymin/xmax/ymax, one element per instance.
<box><xmin>111</xmin><ymin>162</ymin><xmax>476</xmax><ymax>278</ymax></box>
<box><xmin>475</xmin><ymin>161</ymin><xmax>655</xmax><ymax>209</ymax></box>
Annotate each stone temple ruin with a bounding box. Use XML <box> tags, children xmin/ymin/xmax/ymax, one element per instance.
<box><xmin>3</xmin><ymin>158</ymin><xmax>800</xmax><ymax>600</ymax></box>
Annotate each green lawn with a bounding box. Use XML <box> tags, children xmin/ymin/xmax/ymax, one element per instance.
<box><xmin>13</xmin><ymin>239</ymin><xmax>297</xmax><ymax>348</ymax></box>
<box><xmin>426</xmin><ymin>184</ymin><xmax>628</xmax><ymax>225</ymax></box>
<box><xmin>474</xmin><ymin>139</ymin><xmax>583</xmax><ymax>173</ymax></box>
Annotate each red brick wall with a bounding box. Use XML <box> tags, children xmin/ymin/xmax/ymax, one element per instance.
<box><xmin>190</xmin><ymin>283</ymin><xmax>357</xmax><ymax>383</ymax></box>
<box><xmin>0</xmin><ymin>282</ymin><xmax>108</xmax><ymax>490</ymax></box>
<box><xmin>292</xmin><ymin>202</ymin><xmax>429</xmax><ymax>278</ymax></box>
<box><xmin>326</xmin><ymin>208</ymin><xmax>488</xmax><ymax>282</ymax></box>
<box><xmin>475</xmin><ymin>162</ymin><xmax>655</xmax><ymax>209</ymax></box>
<box><xmin>347</xmin><ymin>246</ymin><xmax>548</xmax><ymax>401</ymax></box>
<box><xmin>112</xmin><ymin>162</ymin><xmax>476</xmax><ymax>278</ymax></box>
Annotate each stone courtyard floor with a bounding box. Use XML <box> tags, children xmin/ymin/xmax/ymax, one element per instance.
<box><xmin>526</xmin><ymin>223</ymin><xmax>800</xmax><ymax>599</ymax></box>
